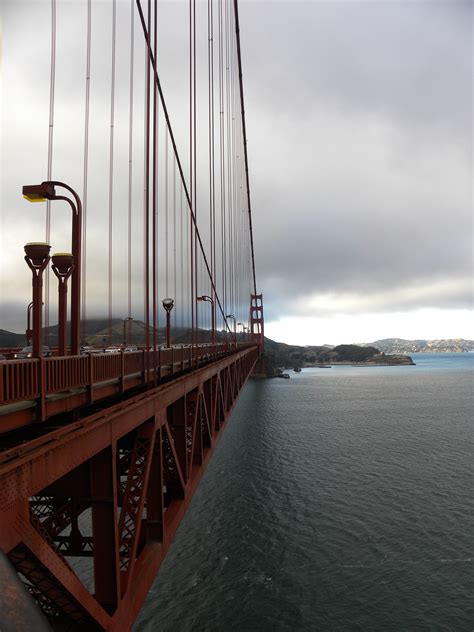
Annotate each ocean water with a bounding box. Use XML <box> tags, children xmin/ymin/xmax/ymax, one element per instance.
<box><xmin>135</xmin><ymin>353</ymin><xmax>474</xmax><ymax>631</ymax></box>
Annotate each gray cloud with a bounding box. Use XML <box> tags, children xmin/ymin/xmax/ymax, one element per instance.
<box><xmin>239</xmin><ymin>0</ymin><xmax>472</xmax><ymax>319</ymax></box>
<box><xmin>1</xmin><ymin>0</ymin><xmax>472</xmax><ymax>335</ymax></box>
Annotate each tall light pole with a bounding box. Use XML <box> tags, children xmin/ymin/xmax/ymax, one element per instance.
<box><xmin>226</xmin><ymin>314</ymin><xmax>236</xmax><ymax>346</ymax></box>
<box><xmin>23</xmin><ymin>181</ymin><xmax>82</xmax><ymax>355</ymax></box>
<box><xmin>162</xmin><ymin>298</ymin><xmax>174</xmax><ymax>348</ymax></box>
<box><xmin>24</xmin><ymin>243</ymin><xmax>51</xmax><ymax>358</ymax></box>
<box><xmin>51</xmin><ymin>253</ymin><xmax>74</xmax><ymax>357</ymax></box>
<box><xmin>237</xmin><ymin>322</ymin><xmax>243</xmax><ymax>345</ymax></box>
<box><xmin>197</xmin><ymin>295</ymin><xmax>215</xmax><ymax>344</ymax></box>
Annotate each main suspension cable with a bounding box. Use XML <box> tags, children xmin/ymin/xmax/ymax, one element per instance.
<box><xmin>233</xmin><ymin>0</ymin><xmax>258</xmax><ymax>297</ymax></box>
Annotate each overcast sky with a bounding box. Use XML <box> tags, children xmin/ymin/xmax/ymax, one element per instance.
<box><xmin>1</xmin><ymin>0</ymin><xmax>473</xmax><ymax>345</ymax></box>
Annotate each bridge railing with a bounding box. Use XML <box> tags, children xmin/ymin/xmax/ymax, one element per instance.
<box><xmin>0</xmin><ymin>343</ymin><xmax>246</xmax><ymax>411</ymax></box>
<box><xmin>45</xmin><ymin>355</ymin><xmax>90</xmax><ymax>394</ymax></box>
<box><xmin>0</xmin><ymin>359</ymin><xmax>40</xmax><ymax>403</ymax></box>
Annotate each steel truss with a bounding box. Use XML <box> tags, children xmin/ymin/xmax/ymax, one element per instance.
<box><xmin>0</xmin><ymin>346</ymin><xmax>258</xmax><ymax>630</ymax></box>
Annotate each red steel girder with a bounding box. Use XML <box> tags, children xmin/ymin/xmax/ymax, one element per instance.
<box><xmin>0</xmin><ymin>346</ymin><xmax>258</xmax><ymax>630</ymax></box>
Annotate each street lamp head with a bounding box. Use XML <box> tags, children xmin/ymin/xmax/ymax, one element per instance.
<box><xmin>162</xmin><ymin>298</ymin><xmax>174</xmax><ymax>312</ymax></box>
<box><xmin>226</xmin><ymin>314</ymin><xmax>235</xmax><ymax>320</ymax></box>
<box><xmin>51</xmin><ymin>252</ymin><xmax>74</xmax><ymax>277</ymax></box>
<box><xmin>22</xmin><ymin>182</ymin><xmax>56</xmax><ymax>203</ymax></box>
<box><xmin>197</xmin><ymin>295</ymin><xmax>212</xmax><ymax>303</ymax></box>
<box><xmin>24</xmin><ymin>242</ymin><xmax>51</xmax><ymax>267</ymax></box>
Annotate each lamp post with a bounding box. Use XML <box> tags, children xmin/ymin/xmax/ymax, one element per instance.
<box><xmin>23</xmin><ymin>181</ymin><xmax>82</xmax><ymax>355</ymax></box>
<box><xmin>51</xmin><ymin>253</ymin><xmax>74</xmax><ymax>357</ymax></box>
<box><xmin>24</xmin><ymin>243</ymin><xmax>51</xmax><ymax>358</ymax></box>
<box><xmin>197</xmin><ymin>295</ymin><xmax>215</xmax><ymax>344</ymax></box>
<box><xmin>162</xmin><ymin>298</ymin><xmax>174</xmax><ymax>348</ymax></box>
<box><xmin>237</xmin><ymin>322</ymin><xmax>243</xmax><ymax>345</ymax></box>
<box><xmin>26</xmin><ymin>301</ymin><xmax>34</xmax><ymax>345</ymax></box>
<box><xmin>123</xmin><ymin>316</ymin><xmax>133</xmax><ymax>346</ymax></box>
<box><xmin>226</xmin><ymin>314</ymin><xmax>236</xmax><ymax>346</ymax></box>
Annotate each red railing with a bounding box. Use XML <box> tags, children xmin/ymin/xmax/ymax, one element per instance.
<box><xmin>0</xmin><ymin>344</ymin><xmax>237</xmax><ymax>411</ymax></box>
<box><xmin>45</xmin><ymin>356</ymin><xmax>89</xmax><ymax>394</ymax></box>
<box><xmin>0</xmin><ymin>360</ymin><xmax>40</xmax><ymax>403</ymax></box>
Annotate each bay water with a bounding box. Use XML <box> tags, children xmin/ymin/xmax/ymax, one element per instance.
<box><xmin>135</xmin><ymin>353</ymin><xmax>473</xmax><ymax>631</ymax></box>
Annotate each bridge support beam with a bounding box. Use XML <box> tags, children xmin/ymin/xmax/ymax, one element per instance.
<box><xmin>0</xmin><ymin>346</ymin><xmax>258</xmax><ymax>630</ymax></box>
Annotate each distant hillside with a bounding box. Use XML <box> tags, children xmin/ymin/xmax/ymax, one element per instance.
<box><xmin>262</xmin><ymin>339</ymin><xmax>413</xmax><ymax>374</ymax></box>
<box><xmin>0</xmin><ymin>329</ymin><xmax>25</xmax><ymax>347</ymax></box>
<box><xmin>360</xmin><ymin>338</ymin><xmax>474</xmax><ymax>354</ymax></box>
<box><xmin>0</xmin><ymin>319</ymin><xmax>241</xmax><ymax>348</ymax></box>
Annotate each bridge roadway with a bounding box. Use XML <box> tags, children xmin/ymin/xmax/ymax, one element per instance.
<box><xmin>0</xmin><ymin>342</ymin><xmax>260</xmax><ymax>630</ymax></box>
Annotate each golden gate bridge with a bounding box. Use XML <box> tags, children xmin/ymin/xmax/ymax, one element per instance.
<box><xmin>0</xmin><ymin>1</ymin><xmax>264</xmax><ymax>628</ymax></box>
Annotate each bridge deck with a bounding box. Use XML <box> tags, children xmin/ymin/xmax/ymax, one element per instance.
<box><xmin>0</xmin><ymin>343</ymin><xmax>250</xmax><ymax>435</ymax></box>
<box><xmin>0</xmin><ymin>344</ymin><xmax>259</xmax><ymax>630</ymax></box>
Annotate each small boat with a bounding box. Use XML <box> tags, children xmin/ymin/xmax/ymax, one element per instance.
<box><xmin>293</xmin><ymin>367</ymin><xmax>302</xmax><ymax>373</ymax></box>
<box><xmin>276</xmin><ymin>373</ymin><xmax>290</xmax><ymax>379</ymax></box>
<box><xmin>317</xmin><ymin>364</ymin><xmax>332</xmax><ymax>368</ymax></box>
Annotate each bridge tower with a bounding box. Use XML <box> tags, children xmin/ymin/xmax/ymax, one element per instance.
<box><xmin>250</xmin><ymin>294</ymin><xmax>264</xmax><ymax>348</ymax></box>
<box><xmin>250</xmin><ymin>294</ymin><xmax>267</xmax><ymax>377</ymax></box>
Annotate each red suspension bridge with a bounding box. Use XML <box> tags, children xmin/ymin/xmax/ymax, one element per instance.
<box><xmin>0</xmin><ymin>1</ymin><xmax>264</xmax><ymax>629</ymax></box>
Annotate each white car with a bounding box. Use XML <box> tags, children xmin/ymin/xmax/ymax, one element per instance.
<box><xmin>14</xmin><ymin>346</ymin><xmax>52</xmax><ymax>359</ymax></box>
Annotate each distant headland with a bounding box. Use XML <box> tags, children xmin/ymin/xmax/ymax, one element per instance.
<box><xmin>264</xmin><ymin>340</ymin><xmax>415</xmax><ymax>376</ymax></box>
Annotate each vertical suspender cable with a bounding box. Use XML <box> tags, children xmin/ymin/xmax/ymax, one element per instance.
<box><xmin>128</xmin><ymin>0</ymin><xmax>135</xmax><ymax>321</ymax></box>
<box><xmin>82</xmin><ymin>0</ymin><xmax>91</xmax><ymax>326</ymax></box>
<box><xmin>173</xmin><ymin>159</ymin><xmax>177</xmax><ymax>329</ymax></box>
<box><xmin>145</xmin><ymin>0</ymin><xmax>151</xmax><ymax>364</ymax></box>
<box><xmin>165</xmin><ymin>131</ymin><xmax>169</xmax><ymax>297</ymax></box>
<box><xmin>180</xmin><ymin>185</ymin><xmax>184</xmax><ymax>331</ymax></box>
<box><xmin>218</xmin><ymin>0</ymin><xmax>226</xmax><ymax>316</ymax></box>
<box><xmin>210</xmin><ymin>0</ymin><xmax>217</xmax><ymax>331</ymax></box>
<box><xmin>193</xmin><ymin>0</ymin><xmax>198</xmax><ymax>344</ymax></box>
<box><xmin>45</xmin><ymin>0</ymin><xmax>56</xmax><ymax>342</ymax></box>
<box><xmin>189</xmin><ymin>0</ymin><xmax>195</xmax><ymax>346</ymax></box>
<box><xmin>108</xmin><ymin>0</ymin><xmax>117</xmax><ymax>341</ymax></box>
<box><xmin>152</xmin><ymin>0</ymin><xmax>158</xmax><ymax>360</ymax></box>
<box><xmin>225</xmin><ymin>0</ymin><xmax>232</xmax><ymax>317</ymax></box>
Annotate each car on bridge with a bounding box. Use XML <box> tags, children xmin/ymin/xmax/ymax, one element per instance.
<box><xmin>14</xmin><ymin>346</ymin><xmax>52</xmax><ymax>359</ymax></box>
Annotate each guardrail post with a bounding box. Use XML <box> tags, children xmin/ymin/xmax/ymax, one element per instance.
<box><xmin>120</xmin><ymin>351</ymin><xmax>125</xmax><ymax>394</ymax></box>
<box><xmin>36</xmin><ymin>357</ymin><xmax>46</xmax><ymax>423</ymax></box>
<box><xmin>87</xmin><ymin>353</ymin><xmax>94</xmax><ymax>405</ymax></box>
<box><xmin>141</xmin><ymin>349</ymin><xmax>146</xmax><ymax>386</ymax></box>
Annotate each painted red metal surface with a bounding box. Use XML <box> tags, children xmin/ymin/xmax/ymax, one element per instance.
<box><xmin>0</xmin><ymin>345</ymin><xmax>258</xmax><ymax>630</ymax></box>
<box><xmin>0</xmin><ymin>343</ymin><xmax>253</xmax><ymax>433</ymax></box>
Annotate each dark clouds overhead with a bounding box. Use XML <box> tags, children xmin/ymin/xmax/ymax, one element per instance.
<box><xmin>1</xmin><ymin>0</ymin><xmax>472</xmax><ymax>336</ymax></box>
<box><xmin>239</xmin><ymin>0</ymin><xmax>472</xmax><ymax>321</ymax></box>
